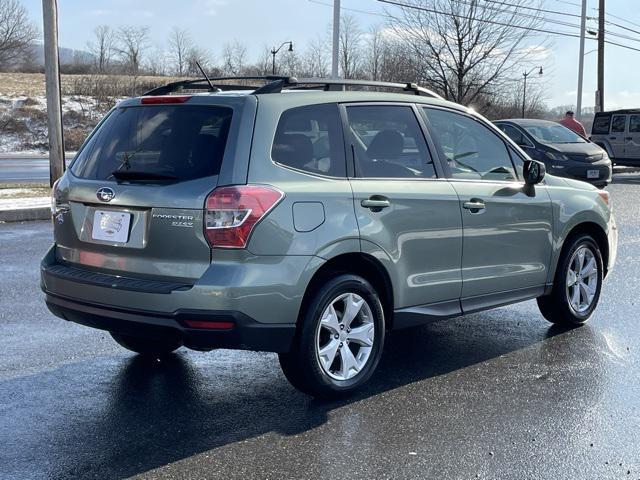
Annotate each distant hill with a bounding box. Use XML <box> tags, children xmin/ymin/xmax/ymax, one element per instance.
<box><xmin>31</xmin><ymin>43</ymin><xmax>93</xmax><ymax>66</ymax></box>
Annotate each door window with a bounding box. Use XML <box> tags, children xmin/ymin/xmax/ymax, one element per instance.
<box><xmin>345</xmin><ymin>105</ymin><xmax>436</xmax><ymax>179</ymax></box>
<box><xmin>629</xmin><ymin>115</ymin><xmax>640</xmax><ymax>133</ymax></box>
<box><xmin>498</xmin><ymin>124</ymin><xmax>532</xmax><ymax>147</ymax></box>
<box><xmin>611</xmin><ymin>115</ymin><xmax>627</xmax><ymax>133</ymax></box>
<box><xmin>423</xmin><ymin>108</ymin><xmax>517</xmax><ymax>182</ymax></box>
<box><xmin>272</xmin><ymin>103</ymin><xmax>346</xmax><ymax>177</ymax></box>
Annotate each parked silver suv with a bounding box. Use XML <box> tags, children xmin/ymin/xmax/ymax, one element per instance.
<box><xmin>42</xmin><ymin>77</ymin><xmax>618</xmax><ymax>398</ymax></box>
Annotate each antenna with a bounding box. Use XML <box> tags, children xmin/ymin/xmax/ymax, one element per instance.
<box><xmin>195</xmin><ymin>61</ymin><xmax>215</xmax><ymax>91</ymax></box>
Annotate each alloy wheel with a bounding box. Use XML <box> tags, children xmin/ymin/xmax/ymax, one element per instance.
<box><xmin>566</xmin><ymin>246</ymin><xmax>599</xmax><ymax>314</ymax></box>
<box><xmin>315</xmin><ymin>292</ymin><xmax>375</xmax><ymax>381</ymax></box>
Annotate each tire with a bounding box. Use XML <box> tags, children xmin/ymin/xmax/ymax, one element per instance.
<box><xmin>537</xmin><ymin>234</ymin><xmax>603</xmax><ymax>325</ymax></box>
<box><xmin>110</xmin><ymin>332</ymin><xmax>182</xmax><ymax>356</ymax></box>
<box><xmin>279</xmin><ymin>274</ymin><xmax>386</xmax><ymax>399</ymax></box>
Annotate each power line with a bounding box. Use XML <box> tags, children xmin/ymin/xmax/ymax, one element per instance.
<box><xmin>421</xmin><ymin>0</ymin><xmax>640</xmax><ymax>44</ymax></box>
<box><xmin>376</xmin><ymin>0</ymin><xmax>640</xmax><ymax>53</ymax></box>
<box><xmin>309</xmin><ymin>0</ymin><xmax>640</xmax><ymax>51</ymax></box>
<box><xmin>598</xmin><ymin>8</ymin><xmax>640</xmax><ymax>30</ymax></box>
<box><xmin>479</xmin><ymin>0</ymin><xmax>582</xmax><ymax>20</ymax></box>
<box><xmin>550</xmin><ymin>0</ymin><xmax>582</xmax><ymax>7</ymax></box>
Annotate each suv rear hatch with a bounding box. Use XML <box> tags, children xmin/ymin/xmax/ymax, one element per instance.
<box><xmin>52</xmin><ymin>95</ymin><xmax>254</xmax><ymax>283</ymax></box>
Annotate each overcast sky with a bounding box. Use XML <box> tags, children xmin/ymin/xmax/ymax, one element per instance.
<box><xmin>20</xmin><ymin>0</ymin><xmax>640</xmax><ymax>111</ymax></box>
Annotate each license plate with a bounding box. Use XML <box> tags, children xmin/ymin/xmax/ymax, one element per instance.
<box><xmin>92</xmin><ymin>210</ymin><xmax>131</xmax><ymax>243</ymax></box>
<box><xmin>587</xmin><ymin>169</ymin><xmax>600</xmax><ymax>179</ymax></box>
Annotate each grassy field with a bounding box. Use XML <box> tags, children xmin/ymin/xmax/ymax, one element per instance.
<box><xmin>0</xmin><ymin>73</ymin><xmax>187</xmax><ymax>98</ymax></box>
<box><xmin>0</xmin><ymin>73</ymin><xmax>193</xmax><ymax>152</ymax></box>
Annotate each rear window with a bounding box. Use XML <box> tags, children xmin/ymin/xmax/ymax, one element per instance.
<box><xmin>592</xmin><ymin>114</ymin><xmax>611</xmax><ymax>135</ymax></box>
<box><xmin>71</xmin><ymin>105</ymin><xmax>233</xmax><ymax>181</ymax></box>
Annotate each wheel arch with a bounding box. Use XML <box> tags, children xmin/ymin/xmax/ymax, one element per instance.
<box><xmin>298</xmin><ymin>252</ymin><xmax>395</xmax><ymax>329</ymax></box>
<box><xmin>557</xmin><ymin>221</ymin><xmax>610</xmax><ymax>278</ymax></box>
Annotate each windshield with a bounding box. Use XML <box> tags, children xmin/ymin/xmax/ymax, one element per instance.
<box><xmin>71</xmin><ymin>105</ymin><xmax>233</xmax><ymax>181</ymax></box>
<box><xmin>523</xmin><ymin>123</ymin><xmax>586</xmax><ymax>144</ymax></box>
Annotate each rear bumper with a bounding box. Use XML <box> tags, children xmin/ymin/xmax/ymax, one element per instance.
<box><xmin>39</xmin><ymin>244</ymin><xmax>320</xmax><ymax>353</ymax></box>
<box><xmin>44</xmin><ymin>291</ymin><xmax>296</xmax><ymax>353</ymax></box>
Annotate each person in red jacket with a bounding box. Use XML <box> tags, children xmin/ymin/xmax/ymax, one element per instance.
<box><xmin>558</xmin><ymin>110</ymin><xmax>587</xmax><ymax>138</ymax></box>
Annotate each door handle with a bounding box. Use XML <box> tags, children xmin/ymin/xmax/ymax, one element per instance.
<box><xmin>361</xmin><ymin>197</ymin><xmax>390</xmax><ymax>210</ymax></box>
<box><xmin>609</xmin><ymin>136</ymin><xmax>617</xmax><ymax>140</ymax></box>
<box><xmin>625</xmin><ymin>137</ymin><xmax>633</xmax><ymax>141</ymax></box>
<box><xmin>462</xmin><ymin>199</ymin><xmax>486</xmax><ymax>213</ymax></box>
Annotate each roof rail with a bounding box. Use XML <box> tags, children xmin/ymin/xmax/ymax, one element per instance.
<box><xmin>142</xmin><ymin>76</ymin><xmax>293</xmax><ymax>96</ymax></box>
<box><xmin>252</xmin><ymin>77</ymin><xmax>443</xmax><ymax>99</ymax></box>
<box><xmin>143</xmin><ymin>76</ymin><xmax>443</xmax><ymax>99</ymax></box>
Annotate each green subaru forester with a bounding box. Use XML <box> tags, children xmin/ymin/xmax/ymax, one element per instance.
<box><xmin>42</xmin><ymin>77</ymin><xmax>618</xmax><ymax>398</ymax></box>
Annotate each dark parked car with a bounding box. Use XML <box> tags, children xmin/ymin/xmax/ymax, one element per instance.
<box><xmin>495</xmin><ymin>119</ymin><xmax>612</xmax><ymax>188</ymax></box>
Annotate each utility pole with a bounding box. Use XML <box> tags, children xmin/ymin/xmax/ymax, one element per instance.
<box><xmin>576</xmin><ymin>0</ymin><xmax>587</xmax><ymax>120</ymax></box>
<box><xmin>596</xmin><ymin>0</ymin><xmax>605</xmax><ymax>112</ymax></box>
<box><xmin>331</xmin><ymin>0</ymin><xmax>340</xmax><ymax>78</ymax></box>
<box><xmin>42</xmin><ymin>0</ymin><xmax>65</xmax><ymax>186</ymax></box>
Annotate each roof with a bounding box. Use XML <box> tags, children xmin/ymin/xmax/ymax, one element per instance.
<box><xmin>594</xmin><ymin>109</ymin><xmax>640</xmax><ymax>115</ymax></box>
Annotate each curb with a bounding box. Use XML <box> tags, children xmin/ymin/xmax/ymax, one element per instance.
<box><xmin>0</xmin><ymin>207</ymin><xmax>50</xmax><ymax>222</ymax></box>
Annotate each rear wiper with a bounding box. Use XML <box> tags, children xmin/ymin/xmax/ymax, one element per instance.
<box><xmin>111</xmin><ymin>170</ymin><xmax>178</xmax><ymax>181</ymax></box>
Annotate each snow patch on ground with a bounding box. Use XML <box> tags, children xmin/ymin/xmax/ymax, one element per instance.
<box><xmin>0</xmin><ymin>94</ymin><xmax>105</xmax><ymax>154</ymax></box>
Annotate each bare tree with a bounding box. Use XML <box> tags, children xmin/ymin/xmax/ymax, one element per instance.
<box><xmin>168</xmin><ymin>27</ymin><xmax>192</xmax><ymax>76</ymax></box>
<box><xmin>249</xmin><ymin>47</ymin><xmax>272</xmax><ymax>76</ymax></box>
<box><xmin>362</xmin><ymin>26</ymin><xmax>386</xmax><ymax>81</ymax></box>
<box><xmin>221</xmin><ymin>41</ymin><xmax>246</xmax><ymax>76</ymax></box>
<box><xmin>302</xmin><ymin>36</ymin><xmax>329</xmax><ymax>77</ymax></box>
<box><xmin>87</xmin><ymin>25</ymin><xmax>114</xmax><ymax>73</ymax></box>
<box><xmin>115</xmin><ymin>26</ymin><xmax>149</xmax><ymax>76</ymax></box>
<box><xmin>0</xmin><ymin>0</ymin><xmax>37</xmax><ymax>69</ymax></box>
<box><xmin>386</xmin><ymin>0</ymin><xmax>547</xmax><ymax>105</ymax></box>
<box><xmin>339</xmin><ymin>14</ymin><xmax>362</xmax><ymax>78</ymax></box>
<box><xmin>146</xmin><ymin>46</ymin><xmax>168</xmax><ymax>76</ymax></box>
<box><xmin>185</xmin><ymin>46</ymin><xmax>212</xmax><ymax>76</ymax></box>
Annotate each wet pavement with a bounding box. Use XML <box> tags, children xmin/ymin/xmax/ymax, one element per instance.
<box><xmin>1</xmin><ymin>174</ymin><xmax>639</xmax><ymax>479</ymax></box>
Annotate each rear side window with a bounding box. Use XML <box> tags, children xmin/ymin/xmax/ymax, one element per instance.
<box><xmin>71</xmin><ymin>105</ymin><xmax>233</xmax><ymax>181</ymax></box>
<box><xmin>611</xmin><ymin>115</ymin><xmax>627</xmax><ymax>133</ymax></box>
<box><xmin>271</xmin><ymin>104</ymin><xmax>345</xmax><ymax>177</ymax></box>
<box><xmin>630</xmin><ymin>115</ymin><xmax>640</xmax><ymax>133</ymax></box>
<box><xmin>592</xmin><ymin>114</ymin><xmax>611</xmax><ymax>134</ymax></box>
<box><xmin>345</xmin><ymin>105</ymin><xmax>436</xmax><ymax>179</ymax></box>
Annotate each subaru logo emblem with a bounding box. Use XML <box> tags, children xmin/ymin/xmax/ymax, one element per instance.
<box><xmin>96</xmin><ymin>187</ymin><xmax>115</xmax><ymax>202</ymax></box>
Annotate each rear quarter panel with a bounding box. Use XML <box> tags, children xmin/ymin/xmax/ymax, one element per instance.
<box><xmin>245</xmin><ymin>95</ymin><xmax>360</xmax><ymax>258</ymax></box>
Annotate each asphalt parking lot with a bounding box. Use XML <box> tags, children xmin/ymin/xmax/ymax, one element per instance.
<box><xmin>1</xmin><ymin>172</ymin><xmax>639</xmax><ymax>480</ymax></box>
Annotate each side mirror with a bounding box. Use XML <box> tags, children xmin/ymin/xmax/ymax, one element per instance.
<box><xmin>523</xmin><ymin>160</ymin><xmax>545</xmax><ymax>185</ymax></box>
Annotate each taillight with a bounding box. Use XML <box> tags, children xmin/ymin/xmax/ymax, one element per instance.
<box><xmin>50</xmin><ymin>178</ymin><xmax>60</xmax><ymax>215</ymax></box>
<box><xmin>141</xmin><ymin>95</ymin><xmax>191</xmax><ymax>104</ymax></box>
<box><xmin>50</xmin><ymin>178</ymin><xmax>70</xmax><ymax>218</ymax></box>
<box><xmin>204</xmin><ymin>185</ymin><xmax>284</xmax><ymax>248</ymax></box>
